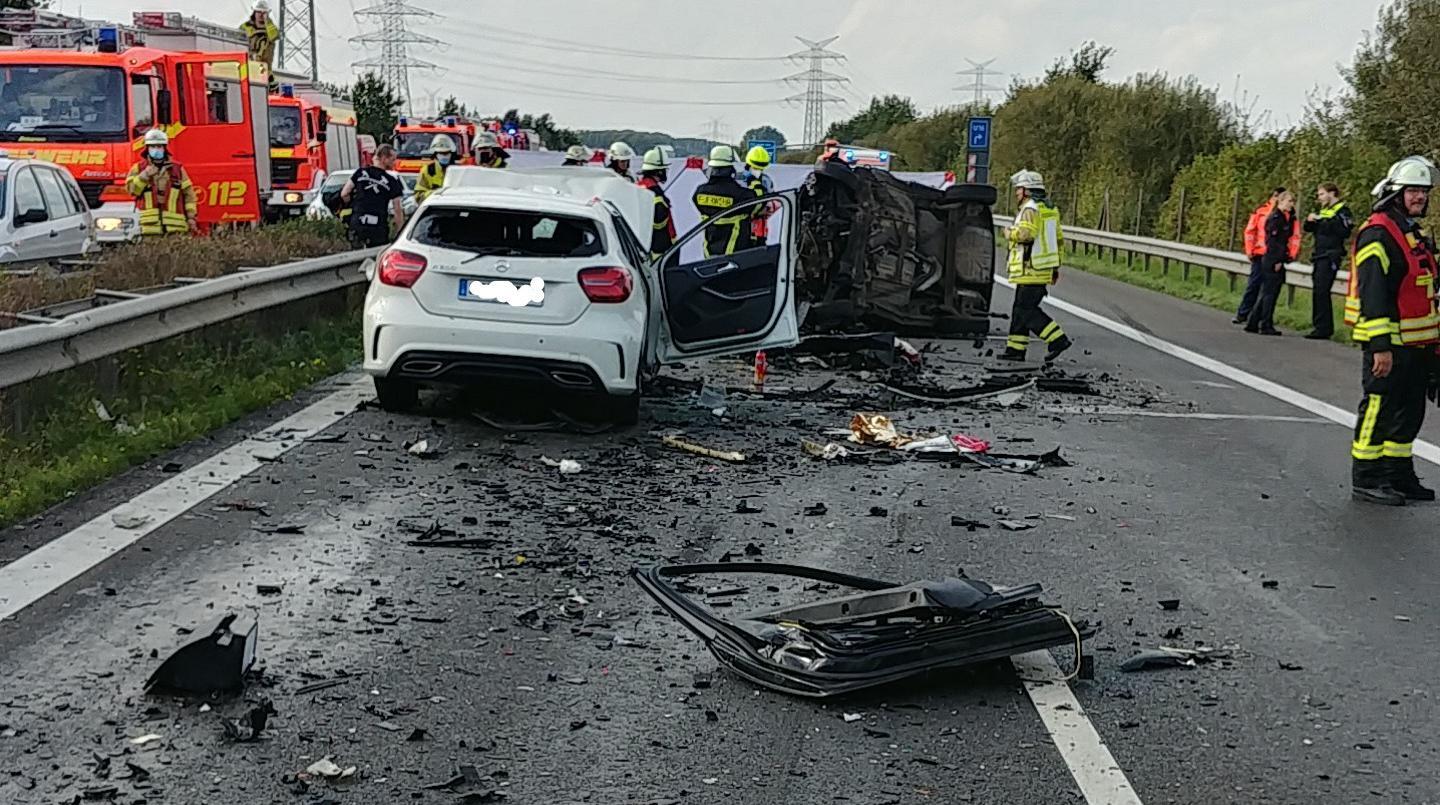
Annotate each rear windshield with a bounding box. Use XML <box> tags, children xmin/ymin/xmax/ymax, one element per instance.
<box><xmin>412</xmin><ymin>207</ymin><xmax>604</xmax><ymax>258</ymax></box>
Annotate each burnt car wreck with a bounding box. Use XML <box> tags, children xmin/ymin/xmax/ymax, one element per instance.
<box><xmin>633</xmin><ymin>562</ymin><xmax>1095</xmax><ymax>698</ymax></box>
<box><xmin>797</xmin><ymin>163</ymin><xmax>997</xmax><ymax>336</ymax></box>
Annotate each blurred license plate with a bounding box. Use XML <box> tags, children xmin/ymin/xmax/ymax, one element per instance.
<box><xmin>457</xmin><ymin>277</ymin><xmax>545</xmax><ymax>307</ymax></box>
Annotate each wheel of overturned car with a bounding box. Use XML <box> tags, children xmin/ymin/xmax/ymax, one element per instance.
<box><xmin>602</xmin><ymin>391</ymin><xmax>641</xmax><ymax>427</ymax></box>
<box><xmin>374</xmin><ymin>376</ymin><xmax>419</xmax><ymax>413</ymax></box>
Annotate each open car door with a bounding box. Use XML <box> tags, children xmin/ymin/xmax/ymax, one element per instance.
<box><xmin>652</xmin><ymin>192</ymin><xmax>800</xmax><ymax>362</ymax></box>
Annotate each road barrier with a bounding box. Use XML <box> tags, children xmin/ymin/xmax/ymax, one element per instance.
<box><xmin>0</xmin><ymin>249</ymin><xmax>377</xmax><ymax>392</ymax></box>
<box><xmin>993</xmin><ymin>216</ymin><xmax>1346</xmax><ymax>306</ymax></box>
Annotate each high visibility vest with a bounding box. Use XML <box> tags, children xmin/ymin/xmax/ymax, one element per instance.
<box><xmin>240</xmin><ymin>19</ymin><xmax>278</xmax><ymax>66</ymax></box>
<box><xmin>126</xmin><ymin>161</ymin><xmax>195</xmax><ymax>237</ymax></box>
<box><xmin>1344</xmin><ymin>212</ymin><xmax>1440</xmax><ymax>346</ymax></box>
<box><xmin>1007</xmin><ymin>200</ymin><xmax>1062</xmax><ymax>285</ymax></box>
<box><xmin>415</xmin><ymin>160</ymin><xmax>446</xmax><ymax>203</ymax></box>
<box><xmin>693</xmin><ymin>182</ymin><xmax>756</xmax><ymax>257</ymax></box>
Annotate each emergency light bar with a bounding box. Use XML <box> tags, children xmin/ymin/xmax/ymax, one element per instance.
<box><xmin>280</xmin><ymin>84</ymin><xmax>294</xmax><ymax>97</ymax></box>
<box><xmin>398</xmin><ymin>117</ymin><xmax>409</xmax><ymax>126</ymax></box>
<box><xmin>97</xmin><ymin>26</ymin><xmax>118</xmax><ymax>52</ymax></box>
<box><xmin>444</xmin><ymin>116</ymin><xmax>457</xmax><ymax>126</ymax></box>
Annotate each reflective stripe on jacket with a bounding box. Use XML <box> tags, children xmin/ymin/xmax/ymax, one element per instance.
<box><xmin>1345</xmin><ymin>210</ymin><xmax>1440</xmax><ymax>346</ymax></box>
<box><xmin>1007</xmin><ymin>199</ymin><xmax>1063</xmax><ymax>285</ymax></box>
<box><xmin>126</xmin><ymin>159</ymin><xmax>197</xmax><ymax>237</ymax></box>
<box><xmin>415</xmin><ymin>160</ymin><xmax>446</xmax><ymax>203</ymax></box>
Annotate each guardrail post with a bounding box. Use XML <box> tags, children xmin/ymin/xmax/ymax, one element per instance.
<box><xmin>1286</xmin><ymin>284</ymin><xmax>1296</xmax><ymax>307</ymax></box>
<box><xmin>1204</xmin><ymin>267</ymin><xmax>1213</xmax><ymax>286</ymax></box>
<box><xmin>1181</xmin><ymin>262</ymin><xmax>1190</xmax><ymax>281</ymax></box>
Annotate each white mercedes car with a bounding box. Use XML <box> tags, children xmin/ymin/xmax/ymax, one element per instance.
<box><xmin>361</xmin><ymin>165</ymin><xmax>799</xmax><ymax>422</ymax></box>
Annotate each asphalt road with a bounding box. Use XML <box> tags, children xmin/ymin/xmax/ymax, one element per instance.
<box><xmin>3</xmin><ymin>266</ymin><xmax>1439</xmax><ymax>805</ymax></box>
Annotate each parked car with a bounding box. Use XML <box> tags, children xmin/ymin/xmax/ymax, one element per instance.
<box><xmin>362</xmin><ymin>165</ymin><xmax>800</xmax><ymax>422</ymax></box>
<box><xmin>0</xmin><ymin>150</ymin><xmax>95</xmax><ymax>265</ymax></box>
<box><xmin>306</xmin><ymin>170</ymin><xmax>417</xmax><ymax>220</ymax></box>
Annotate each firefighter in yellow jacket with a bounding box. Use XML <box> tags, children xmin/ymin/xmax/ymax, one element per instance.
<box><xmin>414</xmin><ymin>133</ymin><xmax>458</xmax><ymax>204</ymax></box>
<box><xmin>240</xmin><ymin>1</ymin><xmax>279</xmax><ymax>90</ymax></box>
<box><xmin>126</xmin><ymin>129</ymin><xmax>198</xmax><ymax>237</ymax></box>
<box><xmin>1345</xmin><ymin>156</ymin><xmax>1440</xmax><ymax>506</ymax></box>
<box><xmin>1002</xmin><ymin>169</ymin><xmax>1072</xmax><ymax>362</ymax></box>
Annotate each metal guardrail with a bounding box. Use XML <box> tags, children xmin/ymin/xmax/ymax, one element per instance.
<box><xmin>0</xmin><ymin>248</ymin><xmax>378</xmax><ymax>391</ymax></box>
<box><xmin>993</xmin><ymin>216</ymin><xmax>1347</xmax><ymax>302</ymax></box>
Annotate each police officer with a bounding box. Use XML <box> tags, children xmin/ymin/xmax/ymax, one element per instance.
<box><xmin>1002</xmin><ymin>169</ymin><xmax>1072</xmax><ymax>362</ymax></box>
<box><xmin>1345</xmin><ymin>156</ymin><xmax>1440</xmax><ymax>506</ymax></box>
<box><xmin>472</xmin><ymin>131</ymin><xmax>509</xmax><ymax>168</ymax></box>
<box><xmin>1303</xmin><ymin>182</ymin><xmax>1355</xmax><ymax>339</ymax></box>
<box><xmin>126</xmin><ymin>129</ymin><xmax>198</xmax><ymax>237</ymax></box>
<box><xmin>607</xmin><ymin>141</ymin><xmax>636</xmax><ymax>182</ymax></box>
<box><xmin>692</xmin><ymin>145</ymin><xmax>762</xmax><ymax>257</ymax></box>
<box><xmin>561</xmin><ymin>144</ymin><xmax>590</xmax><ymax>166</ymax></box>
<box><xmin>636</xmin><ymin>147</ymin><xmax>676</xmax><ymax>261</ymax></box>
<box><xmin>414</xmin><ymin>133</ymin><xmax>457</xmax><ymax>204</ymax></box>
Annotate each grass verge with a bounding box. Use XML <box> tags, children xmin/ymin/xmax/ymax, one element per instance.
<box><xmin>0</xmin><ymin>303</ymin><xmax>361</xmax><ymax>529</ymax></box>
<box><xmin>1062</xmin><ymin>247</ymin><xmax>1353</xmax><ymax>342</ymax></box>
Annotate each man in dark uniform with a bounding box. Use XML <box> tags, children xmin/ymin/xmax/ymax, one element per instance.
<box><xmin>341</xmin><ymin>144</ymin><xmax>405</xmax><ymax>248</ymax></box>
<box><xmin>1303</xmin><ymin>182</ymin><xmax>1355</xmax><ymax>339</ymax></box>
<box><xmin>691</xmin><ymin>145</ymin><xmax>761</xmax><ymax>257</ymax></box>
<box><xmin>636</xmin><ymin>147</ymin><xmax>676</xmax><ymax>261</ymax></box>
<box><xmin>1345</xmin><ymin>156</ymin><xmax>1440</xmax><ymax>505</ymax></box>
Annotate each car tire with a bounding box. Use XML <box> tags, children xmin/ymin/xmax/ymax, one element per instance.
<box><xmin>374</xmin><ymin>376</ymin><xmax>419</xmax><ymax>413</ymax></box>
<box><xmin>601</xmin><ymin>392</ymin><xmax>641</xmax><ymax>427</ymax></box>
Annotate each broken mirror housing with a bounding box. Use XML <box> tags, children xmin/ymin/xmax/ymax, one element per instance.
<box><xmin>145</xmin><ymin>613</ymin><xmax>258</xmax><ymax>696</ymax></box>
<box><xmin>632</xmin><ymin>562</ymin><xmax>1096</xmax><ymax>698</ymax></box>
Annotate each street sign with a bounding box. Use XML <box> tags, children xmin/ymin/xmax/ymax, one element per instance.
<box><xmin>746</xmin><ymin>140</ymin><xmax>778</xmax><ymax>163</ymax></box>
<box><xmin>967</xmin><ymin>117</ymin><xmax>992</xmax><ymax>151</ymax></box>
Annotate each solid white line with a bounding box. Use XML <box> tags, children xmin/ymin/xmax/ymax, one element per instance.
<box><xmin>0</xmin><ymin>374</ymin><xmax>372</xmax><ymax>622</ymax></box>
<box><xmin>996</xmin><ymin>276</ymin><xmax>1440</xmax><ymax>466</ymax></box>
<box><xmin>1013</xmin><ymin>651</ymin><xmax>1144</xmax><ymax>805</ymax></box>
<box><xmin>1049</xmin><ymin>407</ymin><xmax>1330</xmax><ymax>424</ymax></box>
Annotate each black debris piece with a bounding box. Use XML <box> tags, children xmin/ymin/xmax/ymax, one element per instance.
<box><xmin>868</xmin><ymin>506</ymin><xmax>888</xmax><ymax>517</ymax></box>
<box><xmin>692</xmin><ymin>672</ymin><xmax>713</xmax><ymax>690</ymax></box>
<box><xmin>161</xmin><ymin>461</ymin><xmax>184</xmax><ymax>473</ymax></box>
<box><xmin>1158</xmin><ymin>599</ymin><xmax>1181</xmax><ymax>611</ymax></box>
<box><xmin>1278</xmin><ymin>660</ymin><xmax>1303</xmax><ymax>671</ymax></box>
<box><xmin>569</xmin><ymin>720</ymin><xmax>587</xmax><ymax>731</ymax></box>
<box><xmin>959</xmin><ymin>448</ymin><xmax>1071</xmax><ymax>474</ymax></box>
<box><xmin>82</xmin><ymin>785</ymin><xmax>120</xmax><ymax>800</ymax></box>
<box><xmin>122</xmin><ymin>762</ymin><xmax>151</xmax><ymax>782</ymax></box>
<box><xmin>1120</xmin><ymin>648</ymin><xmax>1196</xmax><ymax>673</ymax></box>
<box><xmin>294</xmin><ymin>678</ymin><xmax>349</xmax><ymax>695</ymax></box>
<box><xmin>145</xmin><ymin>613</ymin><xmax>258</xmax><ymax>696</ymax></box>
<box><xmin>424</xmin><ymin>774</ymin><xmax>467</xmax><ymax>791</ymax></box>
<box><xmin>997</xmin><ymin>520</ymin><xmax>1035</xmax><ymax>532</ymax></box>
<box><xmin>253</xmin><ymin>523</ymin><xmax>305</xmax><ymax>535</ymax></box>
<box><xmin>744</xmin><ymin>542</ymin><xmax>764</xmax><ymax>557</ymax></box>
<box><xmin>1162</xmin><ymin>626</ymin><xmax>1184</xmax><ymax>640</ymax></box>
<box><xmin>632</xmin><ymin>562</ymin><xmax>1095</xmax><ymax>698</ymax></box>
<box><xmin>1262</xmin><ymin>580</ymin><xmax>1279</xmax><ymax>590</ymax></box>
<box><xmin>804</xmin><ymin>503</ymin><xmax>828</xmax><ymax>517</ymax></box>
<box><xmin>950</xmin><ymin>516</ymin><xmax>990</xmax><ymax>531</ymax></box>
<box><xmin>407</xmin><ymin>538</ymin><xmax>498</xmax><ymax>549</ymax></box>
<box><xmin>880</xmin><ymin>377</ymin><xmax>1035</xmax><ymax>405</ymax></box>
<box><xmin>456</xmin><ymin>791</ymin><xmax>505</xmax><ymax>804</ymax></box>
<box><xmin>221</xmin><ymin>699</ymin><xmax>276</xmax><ymax>742</ymax></box>
<box><xmin>735</xmin><ymin>501</ymin><xmax>764</xmax><ymax>514</ymax></box>
<box><xmin>407</xmin><ymin>728</ymin><xmax>429</xmax><ymax>742</ymax></box>
<box><xmin>1034</xmin><ymin>376</ymin><xmax>1099</xmax><ymax>395</ymax></box>
<box><xmin>256</xmin><ymin>584</ymin><xmax>283</xmax><ymax>596</ymax></box>
<box><xmin>705</xmin><ymin>709</ymin><xmax>719</xmax><ymax>722</ymax></box>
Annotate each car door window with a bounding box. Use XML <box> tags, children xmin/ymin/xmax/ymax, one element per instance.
<box><xmin>12</xmin><ymin>167</ymin><xmax>45</xmax><ymax>222</ymax></box>
<box><xmin>35</xmin><ymin>167</ymin><xmax>76</xmax><ymax>219</ymax></box>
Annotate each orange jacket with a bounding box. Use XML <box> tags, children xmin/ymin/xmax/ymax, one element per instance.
<box><xmin>1243</xmin><ymin>200</ymin><xmax>1300</xmax><ymax>259</ymax></box>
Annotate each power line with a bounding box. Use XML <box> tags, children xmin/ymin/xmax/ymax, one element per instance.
<box><xmin>785</xmin><ymin>35</ymin><xmax>848</xmax><ymax>146</ymax></box>
<box><xmin>955</xmin><ymin>57</ymin><xmax>1003</xmax><ymax>104</ymax></box>
<box><xmin>350</xmin><ymin>0</ymin><xmax>441</xmax><ymax>114</ymax></box>
<box><xmin>277</xmin><ymin>0</ymin><xmax>318</xmax><ymax>80</ymax></box>
<box><xmin>442</xmin><ymin>73</ymin><xmax>792</xmax><ymax>107</ymax></box>
<box><xmin>442</xmin><ymin>50</ymin><xmax>790</xmax><ymax>85</ymax></box>
<box><xmin>470</xmin><ymin>23</ymin><xmax>789</xmax><ymax>62</ymax></box>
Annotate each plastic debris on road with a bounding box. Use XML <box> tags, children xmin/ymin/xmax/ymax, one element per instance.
<box><xmin>848</xmin><ymin>413</ymin><xmax>915</xmax><ymax>447</ymax></box>
<box><xmin>662</xmin><ymin>435</ymin><xmax>746</xmax><ymax>463</ymax></box>
<box><xmin>304</xmin><ymin>757</ymin><xmax>356</xmax><ymax>781</ymax></box>
<box><xmin>145</xmin><ymin>613</ymin><xmax>258</xmax><ymax>696</ymax></box>
<box><xmin>540</xmin><ymin>456</ymin><xmax>583</xmax><ymax>475</ymax></box>
<box><xmin>802</xmin><ymin>439</ymin><xmax>851</xmax><ymax>461</ymax></box>
<box><xmin>111</xmin><ymin>513</ymin><xmax>152</xmax><ymax>530</ymax></box>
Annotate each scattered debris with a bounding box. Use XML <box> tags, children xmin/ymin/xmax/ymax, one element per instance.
<box><xmin>997</xmin><ymin>520</ymin><xmax>1035</xmax><ymax>531</ymax></box>
<box><xmin>255</xmin><ymin>584</ymin><xmax>283</xmax><ymax>596</ymax></box>
<box><xmin>801</xmin><ymin>439</ymin><xmax>852</xmax><ymax>461</ymax></box>
<box><xmin>129</xmin><ymin>734</ymin><xmax>163</xmax><ymax>746</ymax></box>
<box><xmin>804</xmin><ymin>503</ymin><xmax>828</xmax><ymax>516</ymax></box>
<box><xmin>146</xmin><ymin>613</ymin><xmax>258</xmax><ymax>695</ymax></box>
<box><xmin>1262</xmin><ymin>580</ymin><xmax>1279</xmax><ymax>590</ymax></box>
<box><xmin>1158</xmin><ymin>599</ymin><xmax>1181</xmax><ymax>611</ymax></box>
<box><xmin>950</xmin><ymin>516</ymin><xmax>989</xmax><ymax>531</ymax></box>
<box><xmin>662</xmin><ymin>435</ymin><xmax>746</xmax><ymax>463</ymax></box>
<box><xmin>215</xmin><ymin>499</ymin><xmax>269</xmax><ymax>514</ymax></box>
<box><xmin>958</xmin><ymin>448</ymin><xmax>1070</xmax><ymax>474</ymax></box>
<box><xmin>294</xmin><ymin>678</ymin><xmax>350</xmax><ymax>695</ymax></box>
<box><xmin>1120</xmin><ymin>646</ymin><xmax>1231</xmax><ymax>672</ymax></box>
<box><xmin>304</xmin><ymin>757</ymin><xmax>356</xmax><ymax>782</ymax></box>
<box><xmin>734</xmin><ymin>500</ymin><xmax>764</xmax><ymax>514</ymax></box>
<box><xmin>540</xmin><ymin>456</ymin><xmax>583</xmax><ymax>475</ymax></box>
<box><xmin>880</xmin><ymin>378</ymin><xmax>1036</xmax><ymax>406</ymax></box>
<box><xmin>406</xmin><ymin>439</ymin><xmax>443</xmax><ymax>458</ymax></box>
<box><xmin>633</xmin><ymin>562</ymin><xmax>1095</xmax><ymax>698</ymax></box>
<box><xmin>111</xmin><ymin>513</ymin><xmax>152</xmax><ymax>530</ymax></box>
<box><xmin>843</xmin><ymin>713</ymin><xmax>863</xmax><ymax>723</ymax></box>
<box><xmin>848</xmin><ymin>413</ymin><xmax>915</xmax><ymax>448</ymax></box>
<box><xmin>221</xmin><ymin>700</ymin><xmax>276</xmax><ymax>742</ymax></box>
<box><xmin>92</xmin><ymin>399</ymin><xmax>114</xmax><ymax>422</ymax></box>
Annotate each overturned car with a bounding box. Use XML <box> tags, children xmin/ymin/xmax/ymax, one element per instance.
<box><xmin>797</xmin><ymin>163</ymin><xmax>997</xmax><ymax>336</ymax></box>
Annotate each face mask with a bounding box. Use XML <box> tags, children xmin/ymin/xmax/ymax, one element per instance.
<box><xmin>437</xmin><ymin>154</ymin><xmax>452</xmax><ymax>166</ymax></box>
<box><xmin>147</xmin><ymin>147</ymin><xmax>166</xmax><ymax>161</ymax></box>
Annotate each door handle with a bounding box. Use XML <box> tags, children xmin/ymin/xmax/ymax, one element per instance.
<box><xmin>232</xmin><ymin>151</ymin><xmax>254</xmax><ymax>158</ymax></box>
<box><xmin>48</xmin><ymin>230</ymin><xmax>58</xmax><ymax>238</ymax></box>
<box><xmin>695</xmin><ymin>261</ymin><xmax>741</xmax><ymax>279</ymax></box>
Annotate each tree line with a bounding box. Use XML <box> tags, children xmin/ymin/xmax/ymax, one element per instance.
<box><xmin>823</xmin><ymin>0</ymin><xmax>1433</xmax><ymax>253</ymax></box>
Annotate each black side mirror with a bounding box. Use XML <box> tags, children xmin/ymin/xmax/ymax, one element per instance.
<box><xmin>316</xmin><ymin>130</ymin><xmax>328</xmax><ymax>143</ymax></box>
<box><xmin>156</xmin><ymin>90</ymin><xmax>172</xmax><ymax>125</ymax></box>
<box><xmin>16</xmin><ymin>207</ymin><xmax>48</xmax><ymax>225</ymax></box>
<box><xmin>317</xmin><ymin>110</ymin><xmax>329</xmax><ymax>132</ymax></box>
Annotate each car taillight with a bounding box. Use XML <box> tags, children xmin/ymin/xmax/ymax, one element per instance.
<box><xmin>578</xmin><ymin>266</ymin><xmax>632</xmax><ymax>303</ymax></box>
<box><xmin>378</xmin><ymin>249</ymin><xmax>427</xmax><ymax>288</ymax></box>
<box><xmin>99</xmin><ymin>182</ymin><xmax>130</xmax><ymax>203</ymax></box>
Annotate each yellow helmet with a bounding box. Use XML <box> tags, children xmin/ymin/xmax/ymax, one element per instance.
<box><xmin>745</xmin><ymin>145</ymin><xmax>771</xmax><ymax>170</ymax></box>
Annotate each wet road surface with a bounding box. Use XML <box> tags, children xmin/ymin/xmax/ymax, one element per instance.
<box><xmin>4</xmin><ymin>270</ymin><xmax>1440</xmax><ymax>805</ymax></box>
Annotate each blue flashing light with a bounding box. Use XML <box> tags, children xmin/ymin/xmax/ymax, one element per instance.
<box><xmin>280</xmin><ymin>84</ymin><xmax>295</xmax><ymax>98</ymax></box>
<box><xmin>399</xmin><ymin>116</ymin><xmax>409</xmax><ymax>127</ymax></box>
<box><xmin>444</xmin><ymin>116</ymin><xmax>457</xmax><ymax>126</ymax></box>
<box><xmin>97</xmin><ymin>27</ymin><xmax>120</xmax><ymax>53</ymax></box>
<box><xmin>879</xmin><ymin>151</ymin><xmax>890</xmax><ymax>161</ymax></box>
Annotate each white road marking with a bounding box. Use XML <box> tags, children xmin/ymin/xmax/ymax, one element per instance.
<box><xmin>1049</xmin><ymin>407</ymin><xmax>1330</xmax><ymax>424</ymax></box>
<box><xmin>997</xmin><ymin>276</ymin><xmax>1440</xmax><ymax>466</ymax></box>
<box><xmin>0</xmin><ymin>374</ymin><xmax>372</xmax><ymax>622</ymax></box>
<box><xmin>1013</xmin><ymin>651</ymin><xmax>1144</xmax><ymax>805</ymax></box>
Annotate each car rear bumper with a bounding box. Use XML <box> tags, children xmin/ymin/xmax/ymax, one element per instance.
<box><xmin>363</xmin><ymin>299</ymin><xmax>642</xmax><ymax>395</ymax></box>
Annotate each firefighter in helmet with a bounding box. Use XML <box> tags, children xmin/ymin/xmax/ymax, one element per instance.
<box><xmin>472</xmin><ymin>131</ymin><xmax>509</xmax><ymax>168</ymax></box>
<box><xmin>241</xmin><ymin>1</ymin><xmax>280</xmax><ymax>90</ymax></box>
<box><xmin>692</xmin><ymin>145</ymin><xmax>763</xmax><ymax>257</ymax></box>
<box><xmin>415</xmin><ymin>134</ymin><xmax>458</xmax><ymax>204</ymax></box>
<box><xmin>125</xmin><ymin>128</ymin><xmax>198</xmax><ymax>237</ymax></box>
<box><xmin>1002</xmin><ymin>169</ymin><xmax>1072</xmax><ymax>362</ymax></box>
<box><xmin>740</xmin><ymin>145</ymin><xmax>777</xmax><ymax>241</ymax></box>
<box><xmin>637</xmin><ymin>147</ymin><xmax>677</xmax><ymax>261</ymax></box>
<box><xmin>1346</xmin><ymin>156</ymin><xmax>1440</xmax><ymax>505</ymax></box>
<box><xmin>562</xmin><ymin>145</ymin><xmax>590</xmax><ymax>166</ymax></box>
<box><xmin>607</xmin><ymin>141</ymin><xmax>636</xmax><ymax>182</ymax></box>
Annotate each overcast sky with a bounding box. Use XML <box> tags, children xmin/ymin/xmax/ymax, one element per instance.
<box><xmin>63</xmin><ymin>0</ymin><xmax>1386</xmax><ymax>141</ymax></box>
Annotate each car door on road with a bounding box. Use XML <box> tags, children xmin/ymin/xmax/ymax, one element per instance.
<box><xmin>8</xmin><ymin>166</ymin><xmax>54</xmax><ymax>263</ymax></box>
<box><xmin>649</xmin><ymin>191</ymin><xmax>801</xmax><ymax>363</ymax></box>
<box><xmin>33</xmin><ymin>164</ymin><xmax>91</xmax><ymax>258</ymax></box>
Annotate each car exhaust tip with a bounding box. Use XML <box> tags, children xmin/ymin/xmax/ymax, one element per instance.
<box><xmin>549</xmin><ymin>370</ymin><xmax>595</xmax><ymax>388</ymax></box>
<box><xmin>400</xmin><ymin>359</ymin><xmax>443</xmax><ymax>375</ymax></box>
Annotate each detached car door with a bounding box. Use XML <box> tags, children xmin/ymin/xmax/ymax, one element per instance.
<box><xmin>651</xmin><ymin>192</ymin><xmax>800</xmax><ymax>362</ymax></box>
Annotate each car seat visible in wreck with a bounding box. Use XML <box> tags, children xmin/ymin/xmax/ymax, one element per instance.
<box><xmin>797</xmin><ymin>162</ymin><xmax>996</xmax><ymax>335</ymax></box>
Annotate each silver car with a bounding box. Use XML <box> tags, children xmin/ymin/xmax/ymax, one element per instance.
<box><xmin>0</xmin><ymin>152</ymin><xmax>95</xmax><ymax>265</ymax></box>
<box><xmin>306</xmin><ymin>170</ymin><xmax>417</xmax><ymax>220</ymax></box>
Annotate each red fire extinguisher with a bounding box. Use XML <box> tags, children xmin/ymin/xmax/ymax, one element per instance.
<box><xmin>753</xmin><ymin>350</ymin><xmax>767</xmax><ymax>390</ymax></box>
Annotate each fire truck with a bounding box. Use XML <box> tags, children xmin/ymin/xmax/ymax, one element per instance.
<box><xmin>392</xmin><ymin>115</ymin><xmax>476</xmax><ymax>174</ymax></box>
<box><xmin>0</xmin><ymin>9</ymin><xmax>272</xmax><ymax>240</ymax></box>
<box><xmin>266</xmin><ymin>83</ymin><xmax>359</xmax><ymax>220</ymax></box>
